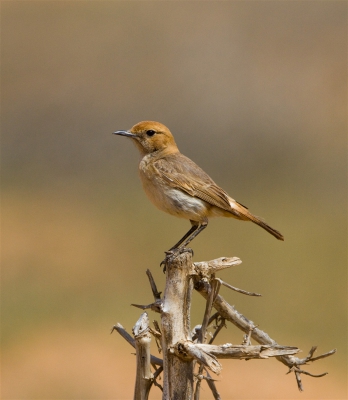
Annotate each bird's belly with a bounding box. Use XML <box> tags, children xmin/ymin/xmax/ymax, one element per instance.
<box><xmin>141</xmin><ymin>177</ymin><xmax>208</xmax><ymax>221</ymax></box>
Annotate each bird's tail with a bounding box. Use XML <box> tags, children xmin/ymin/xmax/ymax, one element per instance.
<box><xmin>251</xmin><ymin>217</ymin><xmax>284</xmax><ymax>241</ymax></box>
<box><xmin>230</xmin><ymin>200</ymin><xmax>284</xmax><ymax>241</ymax></box>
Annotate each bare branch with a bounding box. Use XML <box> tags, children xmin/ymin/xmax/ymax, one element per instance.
<box><xmin>131</xmin><ymin>299</ymin><xmax>162</xmax><ymax>313</ymax></box>
<box><xmin>194</xmin><ymin>277</ymin><xmax>336</xmax><ymax>391</ymax></box>
<box><xmin>215</xmin><ymin>277</ymin><xmax>261</xmax><ymax>297</ymax></box>
<box><xmin>152</xmin><ymin>366</ymin><xmax>164</xmax><ymax>391</ymax></box>
<box><xmin>194</xmin><ymin>278</ymin><xmax>275</xmax><ymax>344</ymax></box>
<box><xmin>114</xmin><ymin>255</ymin><xmax>335</xmax><ymax>397</ymax></box>
<box><xmin>284</xmin><ymin>346</ymin><xmax>337</xmax><ymax>367</ymax></box>
<box><xmin>194</xmin><ymin>343</ymin><xmax>299</xmax><ymax>359</ymax></box>
<box><xmin>283</xmin><ymin>346</ymin><xmax>337</xmax><ymax>391</ymax></box>
<box><xmin>307</xmin><ymin>347</ymin><xmax>337</xmax><ymax>363</ymax></box>
<box><xmin>146</xmin><ymin>269</ymin><xmax>162</xmax><ymax>300</ymax></box>
<box><xmin>111</xmin><ymin>323</ymin><xmax>135</xmax><ymax>346</ymax></box>
<box><xmin>204</xmin><ymin>369</ymin><xmax>221</xmax><ymax>400</ymax></box>
<box><xmin>111</xmin><ymin>323</ymin><xmax>163</xmax><ymax>367</ymax></box>
<box><xmin>152</xmin><ymin>320</ymin><xmax>162</xmax><ymax>354</ymax></box>
<box><xmin>133</xmin><ymin>313</ymin><xmax>153</xmax><ymax>400</ymax></box>
<box><xmin>198</xmin><ymin>279</ymin><xmax>220</xmax><ymax>343</ymax></box>
<box><xmin>208</xmin><ymin>316</ymin><xmax>226</xmax><ymax>345</ymax></box>
<box><xmin>174</xmin><ymin>340</ymin><xmax>222</xmax><ymax>375</ymax></box>
<box><xmin>193</xmin><ymin>364</ymin><xmax>205</xmax><ymax>400</ymax></box>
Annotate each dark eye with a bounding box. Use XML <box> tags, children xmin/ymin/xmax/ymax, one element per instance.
<box><xmin>146</xmin><ymin>130</ymin><xmax>156</xmax><ymax>137</ymax></box>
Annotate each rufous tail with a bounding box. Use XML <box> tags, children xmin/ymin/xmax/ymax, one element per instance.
<box><xmin>251</xmin><ymin>217</ymin><xmax>284</xmax><ymax>241</ymax></box>
<box><xmin>232</xmin><ymin>201</ymin><xmax>284</xmax><ymax>241</ymax></box>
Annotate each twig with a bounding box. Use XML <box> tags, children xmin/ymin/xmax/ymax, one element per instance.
<box><xmin>242</xmin><ymin>324</ymin><xmax>258</xmax><ymax>346</ymax></box>
<box><xmin>191</xmin><ymin>342</ymin><xmax>299</xmax><ymax>360</ymax></box>
<box><xmin>131</xmin><ymin>301</ymin><xmax>162</xmax><ymax>313</ymax></box>
<box><xmin>194</xmin><ymin>364</ymin><xmax>205</xmax><ymax>400</ymax></box>
<box><xmin>208</xmin><ymin>316</ymin><xmax>226</xmax><ymax>345</ymax></box>
<box><xmin>284</xmin><ymin>346</ymin><xmax>337</xmax><ymax>391</ymax></box>
<box><xmin>194</xmin><ymin>276</ymin><xmax>336</xmax><ymax>390</ymax></box>
<box><xmin>215</xmin><ymin>277</ymin><xmax>261</xmax><ymax>297</ymax></box>
<box><xmin>146</xmin><ymin>269</ymin><xmax>162</xmax><ymax>300</ymax></box>
<box><xmin>151</xmin><ymin>320</ymin><xmax>162</xmax><ymax>354</ymax></box>
<box><xmin>198</xmin><ymin>279</ymin><xmax>220</xmax><ymax>343</ymax></box>
<box><xmin>152</xmin><ymin>366</ymin><xmax>164</xmax><ymax>391</ymax></box>
<box><xmin>204</xmin><ymin>369</ymin><xmax>221</xmax><ymax>400</ymax></box>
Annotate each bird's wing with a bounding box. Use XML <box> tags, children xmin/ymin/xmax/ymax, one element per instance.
<box><xmin>154</xmin><ymin>154</ymin><xmax>235</xmax><ymax>212</ymax></box>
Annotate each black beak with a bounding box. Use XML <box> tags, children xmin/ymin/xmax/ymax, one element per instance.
<box><xmin>113</xmin><ymin>130</ymin><xmax>137</xmax><ymax>138</ymax></box>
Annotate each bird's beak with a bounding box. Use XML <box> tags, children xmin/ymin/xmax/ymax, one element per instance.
<box><xmin>113</xmin><ymin>130</ymin><xmax>137</xmax><ymax>138</ymax></box>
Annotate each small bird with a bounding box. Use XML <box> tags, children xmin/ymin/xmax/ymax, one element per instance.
<box><xmin>113</xmin><ymin>121</ymin><xmax>284</xmax><ymax>256</ymax></box>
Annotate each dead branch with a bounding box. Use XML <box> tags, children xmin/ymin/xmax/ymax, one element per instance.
<box><xmin>198</xmin><ymin>279</ymin><xmax>220</xmax><ymax>343</ymax></box>
<box><xmin>194</xmin><ymin>343</ymin><xmax>299</xmax><ymax>359</ymax></box>
<box><xmin>204</xmin><ymin>369</ymin><xmax>221</xmax><ymax>400</ymax></box>
<box><xmin>174</xmin><ymin>340</ymin><xmax>299</xmax><ymax>372</ymax></box>
<box><xmin>133</xmin><ymin>313</ymin><xmax>153</xmax><ymax>400</ymax></box>
<box><xmin>215</xmin><ymin>277</ymin><xmax>261</xmax><ymax>297</ymax></box>
<box><xmin>161</xmin><ymin>250</ymin><xmax>195</xmax><ymax>400</ymax></box>
<box><xmin>146</xmin><ymin>269</ymin><xmax>162</xmax><ymax>300</ymax></box>
<box><xmin>113</xmin><ymin>254</ymin><xmax>335</xmax><ymax>398</ymax></box>
<box><xmin>111</xmin><ymin>323</ymin><xmax>163</xmax><ymax>367</ymax></box>
<box><xmin>174</xmin><ymin>340</ymin><xmax>222</xmax><ymax>375</ymax></box>
<box><xmin>193</xmin><ymin>263</ymin><xmax>336</xmax><ymax>391</ymax></box>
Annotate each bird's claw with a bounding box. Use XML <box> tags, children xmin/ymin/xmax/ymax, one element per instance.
<box><xmin>160</xmin><ymin>247</ymin><xmax>194</xmax><ymax>272</ymax></box>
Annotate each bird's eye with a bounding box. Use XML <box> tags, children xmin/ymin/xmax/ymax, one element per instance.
<box><xmin>146</xmin><ymin>130</ymin><xmax>156</xmax><ymax>137</ymax></box>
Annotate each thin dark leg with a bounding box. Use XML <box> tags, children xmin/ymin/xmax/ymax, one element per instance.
<box><xmin>178</xmin><ymin>222</ymin><xmax>207</xmax><ymax>249</ymax></box>
<box><xmin>161</xmin><ymin>220</ymin><xmax>208</xmax><ymax>271</ymax></box>
<box><xmin>169</xmin><ymin>224</ymin><xmax>199</xmax><ymax>251</ymax></box>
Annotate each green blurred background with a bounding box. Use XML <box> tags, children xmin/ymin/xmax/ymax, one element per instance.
<box><xmin>1</xmin><ymin>1</ymin><xmax>346</xmax><ymax>399</ymax></box>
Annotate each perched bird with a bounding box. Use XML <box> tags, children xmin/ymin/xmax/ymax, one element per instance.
<box><xmin>113</xmin><ymin>121</ymin><xmax>284</xmax><ymax>255</ymax></box>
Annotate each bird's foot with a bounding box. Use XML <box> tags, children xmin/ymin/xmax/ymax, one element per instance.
<box><xmin>160</xmin><ymin>247</ymin><xmax>194</xmax><ymax>272</ymax></box>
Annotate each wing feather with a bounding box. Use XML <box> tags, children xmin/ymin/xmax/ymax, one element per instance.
<box><xmin>155</xmin><ymin>154</ymin><xmax>235</xmax><ymax>212</ymax></box>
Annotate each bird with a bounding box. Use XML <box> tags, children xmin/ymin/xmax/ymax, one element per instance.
<box><xmin>113</xmin><ymin>121</ymin><xmax>284</xmax><ymax>258</ymax></box>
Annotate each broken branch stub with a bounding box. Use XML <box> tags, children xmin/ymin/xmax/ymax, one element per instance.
<box><xmin>133</xmin><ymin>313</ymin><xmax>153</xmax><ymax>400</ymax></box>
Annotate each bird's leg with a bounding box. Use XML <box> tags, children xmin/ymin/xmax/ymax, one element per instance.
<box><xmin>177</xmin><ymin>220</ymin><xmax>208</xmax><ymax>249</ymax></box>
<box><xmin>168</xmin><ymin>223</ymin><xmax>199</xmax><ymax>251</ymax></box>
<box><xmin>161</xmin><ymin>220</ymin><xmax>208</xmax><ymax>270</ymax></box>
<box><xmin>160</xmin><ymin>225</ymin><xmax>198</xmax><ymax>270</ymax></box>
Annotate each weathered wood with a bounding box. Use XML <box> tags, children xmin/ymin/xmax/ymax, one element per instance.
<box><xmin>111</xmin><ymin>323</ymin><xmax>163</xmax><ymax>366</ymax></box>
<box><xmin>173</xmin><ymin>341</ymin><xmax>298</xmax><ymax>374</ymax></box>
<box><xmin>114</xmin><ymin>255</ymin><xmax>336</xmax><ymax>398</ymax></box>
<box><xmin>133</xmin><ymin>313</ymin><xmax>153</xmax><ymax>400</ymax></box>
<box><xmin>174</xmin><ymin>340</ymin><xmax>222</xmax><ymax>374</ymax></box>
<box><xmin>161</xmin><ymin>251</ymin><xmax>194</xmax><ymax>400</ymax></box>
<box><xmin>194</xmin><ymin>343</ymin><xmax>299</xmax><ymax>359</ymax></box>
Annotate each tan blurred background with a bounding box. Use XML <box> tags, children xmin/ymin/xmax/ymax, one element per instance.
<box><xmin>1</xmin><ymin>1</ymin><xmax>346</xmax><ymax>399</ymax></box>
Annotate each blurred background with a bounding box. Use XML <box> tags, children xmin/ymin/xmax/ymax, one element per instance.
<box><xmin>1</xmin><ymin>1</ymin><xmax>346</xmax><ymax>399</ymax></box>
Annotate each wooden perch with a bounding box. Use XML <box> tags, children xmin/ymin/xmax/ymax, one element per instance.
<box><xmin>161</xmin><ymin>251</ymin><xmax>195</xmax><ymax>400</ymax></box>
<box><xmin>113</xmin><ymin>253</ymin><xmax>336</xmax><ymax>398</ymax></box>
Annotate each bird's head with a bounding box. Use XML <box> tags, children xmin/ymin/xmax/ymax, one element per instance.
<box><xmin>113</xmin><ymin>121</ymin><xmax>178</xmax><ymax>156</ymax></box>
